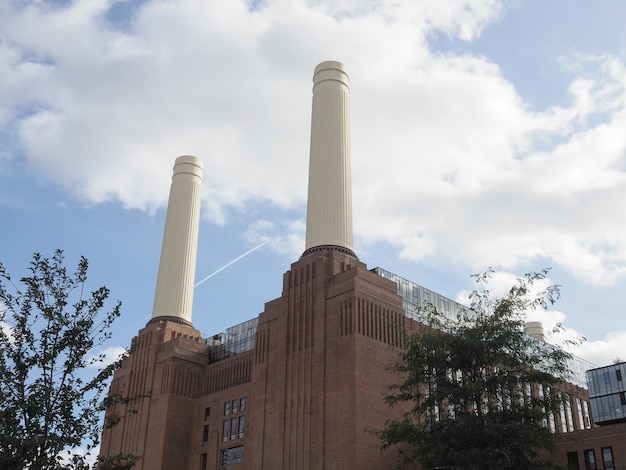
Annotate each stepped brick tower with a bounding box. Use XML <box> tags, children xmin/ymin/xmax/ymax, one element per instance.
<box><xmin>100</xmin><ymin>156</ymin><xmax>208</xmax><ymax>469</ymax></box>
<box><xmin>245</xmin><ymin>61</ymin><xmax>406</xmax><ymax>468</ymax></box>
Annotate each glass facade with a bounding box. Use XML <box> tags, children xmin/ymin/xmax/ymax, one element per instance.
<box><xmin>223</xmin><ymin>446</ymin><xmax>244</xmax><ymax>465</ymax></box>
<box><xmin>373</xmin><ymin>267</ymin><xmax>595</xmax><ymax>389</ymax></box>
<box><xmin>373</xmin><ymin>267</ymin><xmax>464</xmax><ymax>323</ymax></box>
<box><xmin>586</xmin><ymin>362</ymin><xmax>626</xmax><ymax>425</ymax></box>
<box><xmin>207</xmin><ymin>317</ymin><xmax>258</xmax><ymax>363</ymax></box>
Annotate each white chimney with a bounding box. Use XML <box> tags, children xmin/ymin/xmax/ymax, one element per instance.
<box><xmin>525</xmin><ymin>321</ymin><xmax>545</xmax><ymax>341</ymax></box>
<box><xmin>304</xmin><ymin>61</ymin><xmax>354</xmax><ymax>256</ymax></box>
<box><xmin>151</xmin><ymin>155</ymin><xmax>203</xmax><ymax>324</ymax></box>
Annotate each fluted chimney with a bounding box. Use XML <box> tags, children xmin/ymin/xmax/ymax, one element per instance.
<box><xmin>151</xmin><ymin>155</ymin><xmax>203</xmax><ymax>325</ymax></box>
<box><xmin>525</xmin><ymin>321</ymin><xmax>545</xmax><ymax>341</ymax></box>
<box><xmin>303</xmin><ymin>61</ymin><xmax>355</xmax><ymax>257</ymax></box>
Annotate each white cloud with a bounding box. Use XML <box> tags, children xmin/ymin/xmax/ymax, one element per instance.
<box><xmin>450</xmin><ymin>269</ymin><xmax>626</xmax><ymax>367</ymax></box>
<box><xmin>87</xmin><ymin>345</ymin><xmax>127</xmax><ymax>368</ymax></box>
<box><xmin>244</xmin><ymin>218</ymin><xmax>305</xmax><ymax>260</ymax></box>
<box><xmin>2</xmin><ymin>0</ymin><xmax>626</xmax><ymax>289</ymax></box>
<box><xmin>570</xmin><ymin>331</ymin><xmax>626</xmax><ymax>367</ymax></box>
<box><xmin>59</xmin><ymin>445</ymin><xmax>99</xmax><ymax>468</ymax></box>
<box><xmin>0</xmin><ymin>320</ymin><xmax>14</xmax><ymax>344</ymax></box>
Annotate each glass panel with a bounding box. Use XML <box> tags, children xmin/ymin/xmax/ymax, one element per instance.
<box><xmin>565</xmin><ymin>395</ymin><xmax>574</xmax><ymax>432</ymax></box>
<box><xmin>559</xmin><ymin>398</ymin><xmax>568</xmax><ymax>433</ymax></box>
<box><xmin>202</xmin><ymin>424</ymin><xmax>209</xmax><ymax>445</ymax></box>
<box><xmin>222</xmin><ymin>419</ymin><xmax>229</xmax><ymax>442</ymax></box>
<box><xmin>583</xmin><ymin>401</ymin><xmax>591</xmax><ymax>429</ymax></box>
<box><xmin>584</xmin><ymin>449</ymin><xmax>597</xmax><ymax>470</ymax></box>
<box><xmin>224</xmin><ymin>446</ymin><xmax>244</xmax><ymax>464</ymax></box>
<box><xmin>576</xmin><ymin>398</ymin><xmax>584</xmax><ymax>430</ymax></box>
<box><xmin>602</xmin><ymin>447</ymin><xmax>615</xmax><ymax>470</ymax></box>
<box><xmin>239</xmin><ymin>415</ymin><xmax>245</xmax><ymax>438</ymax></box>
<box><xmin>230</xmin><ymin>417</ymin><xmax>237</xmax><ymax>440</ymax></box>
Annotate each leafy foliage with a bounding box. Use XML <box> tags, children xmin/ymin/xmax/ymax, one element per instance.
<box><xmin>95</xmin><ymin>453</ymin><xmax>141</xmax><ymax>470</ymax></box>
<box><xmin>377</xmin><ymin>269</ymin><xmax>573</xmax><ymax>470</ymax></box>
<box><xmin>0</xmin><ymin>250</ymin><xmax>133</xmax><ymax>469</ymax></box>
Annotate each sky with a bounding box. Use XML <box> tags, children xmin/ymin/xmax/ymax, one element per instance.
<box><xmin>2</xmin><ymin>0</ymin><xmax>626</xmax><ymax>369</ymax></box>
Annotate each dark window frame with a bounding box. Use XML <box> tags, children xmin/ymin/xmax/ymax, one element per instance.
<box><xmin>567</xmin><ymin>451</ymin><xmax>580</xmax><ymax>470</ymax></box>
<box><xmin>238</xmin><ymin>415</ymin><xmax>245</xmax><ymax>439</ymax></box>
<box><xmin>202</xmin><ymin>424</ymin><xmax>209</xmax><ymax>446</ymax></box>
<box><xmin>230</xmin><ymin>417</ymin><xmax>238</xmax><ymax>440</ymax></box>
<box><xmin>222</xmin><ymin>419</ymin><xmax>230</xmax><ymax>442</ymax></box>
<box><xmin>584</xmin><ymin>449</ymin><xmax>597</xmax><ymax>470</ymax></box>
<box><xmin>601</xmin><ymin>447</ymin><xmax>615</xmax><ymax>470</ymax></box>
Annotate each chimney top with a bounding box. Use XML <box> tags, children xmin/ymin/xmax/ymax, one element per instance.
<box><xmin>313</xmin><ymin>61</ymin><xmax>349</xmax><ymax>88</ymax></box>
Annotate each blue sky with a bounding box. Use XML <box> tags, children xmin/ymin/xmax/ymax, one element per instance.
<box><xmin>2</xmin><ymin>0</ymin><xmax>626</xmax><ymax>367</ymax></box>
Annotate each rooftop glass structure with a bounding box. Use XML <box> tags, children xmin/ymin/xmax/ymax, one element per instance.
<box><xmin>205</xmin><ymin>267</ymin><xmax>595</xmax><ymax>388</ymax></box>
<box><xmin>373</xmin><ymin>267</ymin><xmax>464</xmax><ymax>322</ymax></box>
<box><xmin>373</xmin><ymin>267</ymin><xmax>595</xmax><ymax>389</ymax></box>
<box><xmin>207</xmin><ymin>317</ymin><xmax>258</xmax><ymax>363</ymax></box>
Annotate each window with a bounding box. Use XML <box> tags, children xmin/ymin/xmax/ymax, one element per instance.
<box><xmin>559</xmin><ymin>399</ymin><xmax>568</xmax><ymax>433</ymax></box>
<box><xmin>584</xmin><ymin>449</ymin><xmax>597</xmax><ymax>470</ymax></box>
<box><xmin>222</xmin><ymin>420</ymin><xmax>230</xmax><ymax>442</ymax></box>
<box><xmin>548</xmin><ymin>412</ymin><xmax>556</xmax><ymax>433</ymax></box>
<box><xmin>602</xmin><ymin>447</ymin><xmax>615</xmax><ymax>470</ymax></box>
<box><xmin>238</xmin><ymin>415</ymin><xmax>245</xmax><ymax>438</ymax></box>
<box><xmin>240</xmin><ymin>397</ymin><xmax>246</xmax><ymax>412</ymax></box>
<box><xmin>224</xmin><ymin>401</ymin><xmax>230</xmax><ymax>416</ymax></box>
<box><xmin>617</xmin><ymin>369</ymin><xmax>622</xmax><ymax>382</ymax></box>
<box><xmin>200</xmin><ymin>453</ymin><xmax>207</xmax><ymax>470</ymax></box>
<box><xmin>202</xmin><ymin>424</ymin><xmax>209</xmax><ymax>446</ymax></box>
<box><xmin>621</xmin><ymin>392</ymin><xmax>626</xmax><ymax>406</ymax></box>
<box><xmin>576</xmin><ymin>398</ymin><xmax>585</xmax><ymax>430</ymax></box>
<box><xmin>223</xmin><ymin>446</ymin><xmax>244</xmax><ymax>465</ymax></box>
<box><xmin>204</xmin><ymin>407</ymin><xmax>211</xmax><ymax>421</ymax></box>
<box><xmin>230</xmin><ymin>417</ymin><xmax>238</xmax><ymax>440</ymax></box>
<box><xmin>232</xmin><ymin>398</ymin><xmax>239</xmax><ymax>414</ymax></box>
<box><xmin>567</xmin><ymin>451</ymin><xmax>580</xmax><ymax>470</ymax></box>
<box><xmin>565</xmin><ymin>395</ymin><xmax>574</xmax><ymax>432</ymax></box>
<box><xmin>583</xmin><ymin>401</ymin><xmax>591</xmax><ymax>429</ymax></box>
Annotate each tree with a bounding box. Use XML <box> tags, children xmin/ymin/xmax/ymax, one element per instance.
<box><xmin>0</xmin><ymin>250</ymin><xmax>136</xmax><ymax>469</ymax></box>
<box><xmin>377</xmin><ymin>269</ymin><xmax>574</xmax><ymax>470</ymax></box>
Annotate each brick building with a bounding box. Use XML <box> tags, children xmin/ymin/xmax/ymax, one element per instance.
<box><xmin>99</xmin><ymin>62</ymin><xmax>625</xmax><ymax>469</ymax></box>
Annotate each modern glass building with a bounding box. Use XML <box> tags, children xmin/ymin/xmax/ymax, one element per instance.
<box><xmin>586</xmin><ymin>362</ymin><xmax>626</xmax><ymax>425</ymax></box>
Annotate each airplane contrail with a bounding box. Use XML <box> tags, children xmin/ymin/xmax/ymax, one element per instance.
<box><xmin>119</xmin><ymin>241</ymin><xmax>271</xmax><ymax>335</ymax></box>
<box><xmin>194</xmin><ymin>240</ymin><xmax>269</xmax><ymax>288</ymax></box>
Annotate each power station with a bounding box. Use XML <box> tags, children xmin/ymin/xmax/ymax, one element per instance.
<box><xmin>99</xmin><ymin>61</ymin><xmax>626</xmax><ymax>470</ymax></box>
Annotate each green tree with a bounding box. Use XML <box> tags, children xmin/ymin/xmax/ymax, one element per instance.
<box><xmin>377</xmin><ymin>269</ymin><xmax>573</xmax><ymax>470</ymax></box>
<box><xmin>0</xmin><ymin>250</ymin><xmax>136</xmax><ymax>469</ymax></box>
